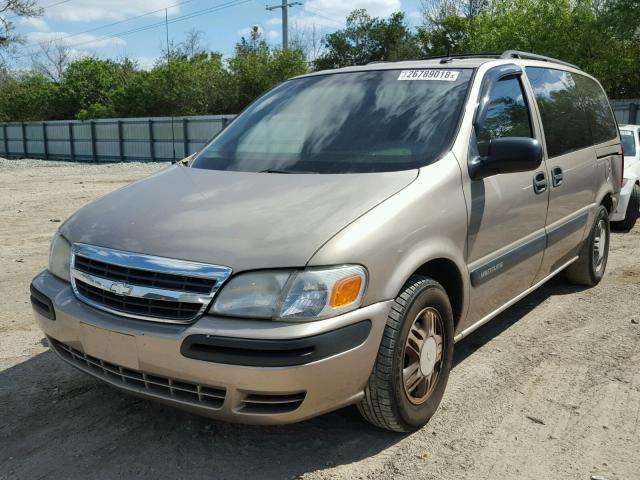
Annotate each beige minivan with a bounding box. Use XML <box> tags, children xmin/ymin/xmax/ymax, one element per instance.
<box><xmin>31</xmin><ymin>50</ymin><xmax>622</xmax><ymax>432</ymax></box>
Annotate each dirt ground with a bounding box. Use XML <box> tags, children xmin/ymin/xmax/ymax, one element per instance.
<box><xmin>1</xmin><ymin>158</ymin><xmax>639</xmax><ymax>480</ymax></box>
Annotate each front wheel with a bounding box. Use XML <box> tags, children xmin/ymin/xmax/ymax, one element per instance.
<box><xmin>358</xmin><ymin>276</ymin><xmax>454</xmax><ymax>432</ymax></box>
<box><xmin>565</xmin><ymin>205</ymin><xmax>610</xmax><ymax>286</ymax></box>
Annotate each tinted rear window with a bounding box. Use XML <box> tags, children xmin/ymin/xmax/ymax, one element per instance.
<box><xmin>573</xmin><ymin>74</ymin><xmax>618</xmax><ymax>144</ymax></box>
<box><xmin>526</xmin><ymin>67</ymin><xmax>591</xmax><ymax>158</ymax></box>
<box><xmin>192</xmin><ymin>69</ymin><xmax>473</xmax><ymax>174</ymax></box>
<box><xmin>621</xmin><ymin>130</ymin><xmax>637</xmax><ymax>157</ymax></box>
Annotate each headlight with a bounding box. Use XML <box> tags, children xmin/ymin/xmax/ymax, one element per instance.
<box><xmin>48</xmin><ymin>232</ymin><xmax>72</xmax><ymax>282</ymax></box>
<box><xmin>211</xmin><ymin>265</ymin><xmax>367</xmax><ymax>321</ymax></box>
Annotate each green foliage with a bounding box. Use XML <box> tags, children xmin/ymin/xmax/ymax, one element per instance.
<box><xmin>0</xmin><ymin>73</ymin><xmax>58</xmax><ymax>121</ymax></box>
<box><xmin>316</xmin><ymin>1</ymin><xmax>640</xmax><ymax>98</ymax></box>
<box><xmin>466</xmin><ymin>0</ymin><xmax>640</xmax><ymax>98</ymax></box>
<box><xmin>229</xmin><ymin>35</ymin><xmax>308</xmax><ymax>111</ymax></box>
<box><xmin>0</xmin><ymin>30</ymin><xmax>307</xmax><ymax>122</ymax></box>
<box><xmin>0</xmin><ymin>1</ymin><xmax>637</xmax><ymax>123</ymax></box>
<box><xmin>313</xmin><ymin>10</ymin><xmax>421</xmax><ymax>70</ymax></box>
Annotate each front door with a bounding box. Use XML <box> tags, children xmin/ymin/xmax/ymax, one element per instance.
<box><xmin>462</xmin><ymin>69</ymin><xmax>550</xmax><ymax>330</ymax></box>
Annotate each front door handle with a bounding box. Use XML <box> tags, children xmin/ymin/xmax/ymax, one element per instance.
<box><xmin>533</xmin><ymin>171</ymin><xmax>548</xmax><ymax>194</ymax></box>
<box><xmin>551</xmin><ymin>166</ymin><xmax>563</xmax><ymax>187</ymax></box>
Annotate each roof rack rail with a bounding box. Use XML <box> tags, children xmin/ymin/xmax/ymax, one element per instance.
<box><xmin>500</xmin><ymin>50</ymin><xmax>579</xmax><ymax>69</ymax></box>
<box><xmin>366</xmin><ymin>53</ymin><xmax>500</xmax><ymax>65</ymax></box>
<box><xmin>418</xmin><ymin>52</ymin><xmax>501</xmax><ymax>63</ymax></box>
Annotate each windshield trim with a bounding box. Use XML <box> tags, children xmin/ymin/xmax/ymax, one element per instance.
<box><xmin>192</xmin><ymin>67</ymin><xmax>478</xmax><ymax>174</ymax></box>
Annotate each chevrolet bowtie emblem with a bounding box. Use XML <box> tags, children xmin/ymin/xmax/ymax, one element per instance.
<box><xmin>109</xmin><ymin>282</ymin><xmax>132</xmax><ymax>296</ymax></box>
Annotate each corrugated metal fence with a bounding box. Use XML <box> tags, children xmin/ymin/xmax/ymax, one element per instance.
<box><xmin>0</xmin><ymin>115</ymin><xmax>236</xmax><ymax>162</ymax></box>
<box><xmin>0</xmin><ymin>101</ymin><xmax>638</xmax><ymax>163</ymax></box>
<box><xmin>611</xmin><ymin>99</ymin><xmax>639</xmax><ymax>125</ymax></box>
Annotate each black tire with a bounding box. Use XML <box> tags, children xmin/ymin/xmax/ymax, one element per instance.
<box><xmin>565</xmin><ymin>205</ymin><xmax>610</xmax><ymax>286</ymax></box>
<box><xmin>611</xmin><ymin>184</ymin><xmax>640</xmax><ymax>232</ymax></box>
<box><xmin>358</xmin><ymin>276</ymin><xmax>454</xmax><ymax>432</ymax></box>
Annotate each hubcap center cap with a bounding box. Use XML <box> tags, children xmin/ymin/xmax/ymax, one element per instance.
<box><xmin>420</xmin><ymin>337</ymin><xmax>438</xmax><ymax>376</ymax></box>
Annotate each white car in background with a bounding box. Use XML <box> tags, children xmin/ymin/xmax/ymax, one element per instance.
<box><xmin>612</xmin><ymin>125</ymin><xmax>640</xmax><ymax>230</ymax></box>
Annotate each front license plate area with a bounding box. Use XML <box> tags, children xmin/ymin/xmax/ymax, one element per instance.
<box><xmin>80</xmin><ymin>323</ymin><xmax>139</xmax><ymax>370</ymax></box>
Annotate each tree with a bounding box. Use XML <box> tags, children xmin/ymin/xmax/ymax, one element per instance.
<box><xmin>0</xmin><ymin>0</ymin><xmax>43</xmax><ymax>65</ymax></box>
<box><xmin>56</xmin><ymin>57</ymin><xmax>140</xmax><ymax>119</ymax></box>
<box><xmin>228</xmin><ymin>27</ymin><xmax>308</xmax><ymax>111</ymax></box>
<box><xmin>290</xmin><ymin>22</ymin><xmax>323</xmax><ymax>61</ymax></box>
<box><xmin>31</xmin><ymin>41</ymin><xmax>73</xmax><ymax>82</ymax></box>
<box><xmin>0</xmin><ymin>72</ymin><xmax>58</xmax><ymax>121</ymax></box>
<box><xmin>314</xmin><ymin>10</ymin><xmax>422</xmax><ymax>69</ymax></box>
<box><xmin>466</xmin><ymin>0</ymin><xmax>640</xmax><ymax>97</ymax></box>
<box><xmin>178</xmin><ymin>29</ymin><xmax>207</xmax><ymax>59</ymax></box>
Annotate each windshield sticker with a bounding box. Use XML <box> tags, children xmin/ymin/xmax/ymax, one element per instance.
<box><xmin>620</xmin><ymin>130</ymin><xmax>633</xmax><ymax>136</ymax></box>
<box><xmin>398</xmin><ymin>70</ymin><xmax>460</xmax><ymax>81</ymax></box>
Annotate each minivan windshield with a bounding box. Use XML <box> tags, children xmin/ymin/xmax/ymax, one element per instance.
<box><xmin>192</xmin><ymin>69</ymin><xmax>473</xmax><ymax>174</ymax></box>
<box><xmin>621</xmin><ymin>130</ymin><xmax>636</xmax><ymax>157</ymax></box>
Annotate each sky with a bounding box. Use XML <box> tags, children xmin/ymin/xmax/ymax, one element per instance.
<box><xmin>11</xmin><ymin>0</ymin><xmax>425</xmax><ymax>70</ymax></box>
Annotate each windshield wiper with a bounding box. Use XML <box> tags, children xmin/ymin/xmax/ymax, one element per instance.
<box><xmin>259</xmin><ymin>169</ymin><xmax>317</xmax><ymax>174</ymax></box>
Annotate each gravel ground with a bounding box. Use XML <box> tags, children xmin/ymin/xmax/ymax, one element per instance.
<box><xmin>1</xmin><ymin>158</ymin><xmax>639</xmax><ymax>480</ymax></box>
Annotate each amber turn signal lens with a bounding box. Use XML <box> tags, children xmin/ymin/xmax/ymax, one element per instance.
<box><xmin>329</xmin><ymin>275</ymin><xmax>363</xmax><ymax>308</ymax></box>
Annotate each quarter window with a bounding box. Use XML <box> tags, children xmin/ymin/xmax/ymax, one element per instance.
<box><xmin>573</xmin><ymin>74</ymin><xmax>618</xmax><ymax>145</ymax></box>
<box><xmin>476</xmin><ymin>76</ymin><xmax>532</xmax><ymax>157</ymax></box>
<box><xmin>526</xmin><ymin>67</ymin><xmax>591</xmax><ymax>158</ymax></box>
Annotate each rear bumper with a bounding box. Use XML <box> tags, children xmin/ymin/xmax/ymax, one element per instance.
<box><xmin>31</xmin><ymin>270</ymin><xmax>392</xmax><ymax>424</ymax></box>
<box><xmin>611</xmin><ymin>181</ymin><xmax>634</xmax><ymax>221</ymax></box>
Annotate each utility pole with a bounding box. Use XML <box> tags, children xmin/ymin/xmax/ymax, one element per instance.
<box><xmin>165</xmin><ymin>8</ymin><xmax>176</xmax><ymax>163</ymax></box>
<box><xmin>266</xmin><ymin>1</ymin><xmax>302</xmax><ymax>50</ymax></box>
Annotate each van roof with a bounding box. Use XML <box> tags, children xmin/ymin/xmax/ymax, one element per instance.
<box><xmin>300</xmin><ymin>50</ymin><xmax>584</xmax><ymax>79</ymax></box>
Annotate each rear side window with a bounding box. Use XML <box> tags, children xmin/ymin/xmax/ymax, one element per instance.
<box><xmin>621</xmin><ymin>130</ymin><xmax>637</xmax><ymax>157</ymax></box>
<box><xmin>526</xmin><ymin>67</ymin><xmax>591</xmax><ymax>158</ymax></box>
<box><xmin>573</xmin><ymin>74</ymin><xmax>618</xmax><ymax>145</ymax></box>
<box><xmin>476</xmin><ymin>76</ymin><xmax>532</xmax><ymax>156</ymax></box>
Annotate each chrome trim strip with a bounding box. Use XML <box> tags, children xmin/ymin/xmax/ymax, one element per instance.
<box><xmin>68</xmin><ymin>291</ymin><xmax>199</xmax><ymax>324</ymax></box>
<box><xmin>455</xmin><ymin>256</ymin><xmax>578</xmax><ymax>342</ymax></box>
<box><xmin>71</xmin><ymin>268</ymin><xmax>212</xmax><ymax>304</ymax></box>
<box><xmin>73</xmin><ymin>243</ymin><xmax>231</xmax><ymax>279</ymax></box>
<box><xmin>70</xmin><ymin>243</ymin><xmax>232</xmax><ymax>324</ymax></box>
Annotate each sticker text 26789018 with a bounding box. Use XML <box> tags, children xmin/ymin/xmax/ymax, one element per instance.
<box><xmin>397</xmin><ymin>70</ymin><xmax>460</xmax><ymax>81</ymax></box>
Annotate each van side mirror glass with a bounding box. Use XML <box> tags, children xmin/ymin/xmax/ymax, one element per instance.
<box><xmin>469</xmin><ymin>137</ymin><xmax>543</xmax><ymax>180</ymax></box>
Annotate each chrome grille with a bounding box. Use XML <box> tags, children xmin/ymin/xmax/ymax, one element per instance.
<box><xmin>70</xmin><ymin>243</ymin><xmax>232</xmax><ymax>324</ymax></box>
<box><xmin>75</xmin><ymin>279</ymin><xmax>202</xmax><ymax>321</ymax></box>
<box><xmin>50</xmin><ymin>338</ymin><xmax>226</xmax><ymax>409</ymax></box>
<box><xmin>74</xmin><ymin>255</ymin><xmax>216</xmax><ymax>293</ymax></box>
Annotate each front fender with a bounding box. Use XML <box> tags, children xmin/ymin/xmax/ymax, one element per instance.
<box><xmin>307</xmin><ymin>154</ymin><xmax>470</xmax><ymax>322</ymax></box>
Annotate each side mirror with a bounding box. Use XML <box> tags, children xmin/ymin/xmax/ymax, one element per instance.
<box><xmin>469</xmin><ymin>137</ymin><xmax>543</xmax><ymax>180</ymax></box>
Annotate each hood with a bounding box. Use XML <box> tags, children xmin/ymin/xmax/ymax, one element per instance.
<box><xmin>61</xmin><ymin>165</ymin><xmax>418</xmax><ymax>271</ymax></box>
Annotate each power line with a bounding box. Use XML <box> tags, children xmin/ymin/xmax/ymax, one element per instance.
<box><xmin>21</xmin><ymin>0</ymin><xmax>200</xmax><ymax>48</ymax></box>
<box><xmin>5</xmin><ymin>0</ymin><xmax>76</xmax><ymax>20</ymax></box>
<box><xmin>15</xmin><ymin>0</ymin><xmax>252</xmax><ymax>59</ymax></box>
<box><xmin>165</xmin><ymin>8</ymin><xmax>177</xmax><ymax>163</ymax></box>
<box><xmin>301</xmin><ymin>5</ymin><xmax>345</xmax><ymax>26</ymax></box>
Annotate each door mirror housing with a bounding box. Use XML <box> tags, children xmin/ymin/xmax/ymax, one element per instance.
<box><xmin>469</xmin><ymin>137</ymin><xmax>543</xmax><ymax>180</ymax></box>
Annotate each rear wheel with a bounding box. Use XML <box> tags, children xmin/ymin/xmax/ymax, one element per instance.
<box><xmin>611</xmin><ymin>184</ymin><xmax>640</xmax><ymax>232</ymax></box>
<box><xmin>358</xmin><ymin>276</ymin><xmax>454</xmax><ymax>432</ymax></box>
<box><xmin>565</xmin><ymin>205</ymin><xmax>610</xmax><ymax>286</ymax></box>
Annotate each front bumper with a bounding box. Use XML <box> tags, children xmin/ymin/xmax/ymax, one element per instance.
<box><xmin>31</xmin><ymin>270</ymin><xmax>392</xmax><ymax>424</ymax></box>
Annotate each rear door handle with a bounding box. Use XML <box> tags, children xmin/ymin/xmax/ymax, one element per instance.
<box><xmin>533</xmin><ymin>171</ymin><xmax>547</xmax><ymax>194</ymax></box>
<box><xmin>551</xmin><ymin>167</ymin><xmax>563</xmax><ymax>187</ymax></box>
